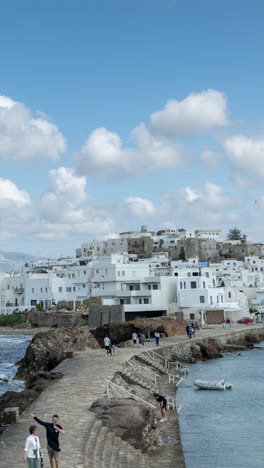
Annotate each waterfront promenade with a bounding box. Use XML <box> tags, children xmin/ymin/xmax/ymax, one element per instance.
<box><xmin>0</xmin><ymin>325</ymin><xmax>263</xmax><ymax>468</ymax></box>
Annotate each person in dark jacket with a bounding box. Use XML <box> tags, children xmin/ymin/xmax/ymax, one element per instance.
<box><xmin>30</xmin><ymin>413</ymin><xmax>64</xmax><ymax>468</ymax></box>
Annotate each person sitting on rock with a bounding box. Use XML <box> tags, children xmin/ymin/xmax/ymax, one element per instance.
<box><xmin>153</xmin><ymin>393</ymin><xmax>167</xmax><ymax>422</ymax></box>
<box><xmin>29</xmin><ymin>413</ymin><xmax>64</xmax><ymax>468</ymax></box>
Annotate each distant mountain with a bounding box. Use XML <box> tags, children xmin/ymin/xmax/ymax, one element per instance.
<box><xmin>0</xmin><ymin>250</ymin><xmax>37</xmax><ymax>273</ymax></box>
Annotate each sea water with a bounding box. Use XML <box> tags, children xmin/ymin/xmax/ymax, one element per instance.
<box><xmin>177</xmin><ymin>342</ymin><xmax>264</xmax><ymax>468</ymax></box>
<box><xmin>0</xmin><ymin>334</ymin><xmax>31</xmax><ymax>396</ymax></box>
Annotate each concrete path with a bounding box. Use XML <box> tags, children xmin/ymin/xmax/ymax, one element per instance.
<box><xmin>0</xmin><ymin>324</ymin><xmax>262</xmax><ymax>468</ymax></box>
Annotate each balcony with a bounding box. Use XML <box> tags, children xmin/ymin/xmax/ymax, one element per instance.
<box><xmin>14</xmin><ymin>287</ymin><xmax>24</xmax><ymax>294</ymax></box>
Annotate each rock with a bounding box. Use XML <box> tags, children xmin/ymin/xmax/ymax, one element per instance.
<box><xmin>0</xmin><ymin>390</ymin><xmax>38</xmax><ymax>415</ymax></box>
<box><xmin>195</xmin><ymin>340</ymin><xmax>223</xmax><ymax>360</ymax></box>
<box><xmin>3</xmin><ymin>407</ymin><xmax>19</xmax><ymax>424</ymax></box>
<box><xmin>92</xmin><ymin>318</ymin><xmax>187</xmax><ymax>347</ymax></box>
<box><xmin>25</xmin><ymin>371</ymin><xmax>63</xmax><ymax>393</ymax></box>
<box><xmin>0</xmin><ymin>377</ymin><xmax>9</xmax><ymax>383</ymax></box>
<box><xmin>90</xmin><ymin>398</ymin><xmax>163</xmax><ymax>453</ymax></box>
<box><xmin>15</xmin><ymin>327</ymin><xmax>99</xmax><ymax>379</ymax></box>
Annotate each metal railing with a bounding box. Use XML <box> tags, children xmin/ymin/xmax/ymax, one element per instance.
<box><xmin>124</xmin><ymin>359</ymin><xmax>159</xmax><ymax>386</ymax></box>
<box><xmin>105</xmin><ymin>379</ymin><xmax>157</xmax><ymax>410</ymax></box>
<box><xmin>166</xmin><ymin>396</ymin><xmax>189</xmax><ymax>413</ymax></box>
<box><xmin>168</xmin><ymin>374</ymin><xmax>183</xmax><ymax>387</ymax></box>
<box><xmin>139</xmin><ymin>344</ymin><xmax>188</xmax><ymax>375</ymax></box>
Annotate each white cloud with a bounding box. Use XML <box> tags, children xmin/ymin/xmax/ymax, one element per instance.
<box><xmin>150</xmin><ymin>89</ymin><xmax>228</xmax><ymax>137</ymax></box>
<box><xmin>0</xmin><ymin>178</ymin><xmax>31</xmax><ymax>205</ymax></box>
<box><xmin>0</xmin><ymin>95</ymin><xmax>66</xmax><ymax>161</ymax></box>
<box><xmin>76</xmin><ymin>124</ymin><xmax>183</xmax><ymax>180</ymax></box>
<box><xmin>160</xmin><ymin>183</ymin><xmax>240</xmax><ymax>225</ymax></box>
<box><xmin>125</xmin><ymin>196</ymin><xmax>156</xmax><ymax>217</ymax></box>
<box><xmin>0</xmin><ymin>169</ymin><xmax>115</xmax><ymax>241</ymax></box>
<box><xmin>224</xmin><ymin>135</ymin><xmax>264</xmax><ymax>178</ymax></box>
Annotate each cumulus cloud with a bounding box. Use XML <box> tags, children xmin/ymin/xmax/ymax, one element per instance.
<box><xmin>0</xmin><ymin>169</ymin><xmax>115</xmax><ymax>241</ymax></box>
<box><xmin>160</xmin><ymin>183</ymin><xmax>240</xmax><ymax>225</ymax></box>
<box><xmin>76</xmin><ymin>124</ymin><xmax>183</xmax><ymax>180</ymax></box>
<box><xmin>0</xmin><ymin>95</ymin><xmax>66</xmax><ymax>161</ymax></box>
<box><xmin>224</xmin><ymin>135</ymin><xmax>264</xmax><ymax>179</ymax></box>
<box><xmin>124</xmin><ymin>196</ymin><xmax>156</xmax><ymax>217</ymax></box>
<box><xmin>0</xmin><ymin>178</ymin><xmax>31</xmax><ymax>205</ymax></box>
<box><xmin>150</xmin><ymin>89</ymin><xmax>228</xmax><ymax>137</ymax></box>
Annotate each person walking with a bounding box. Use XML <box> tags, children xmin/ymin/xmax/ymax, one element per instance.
<box><xmin>132</xmin><ymin>332</ymin><xmax>138</xmax><ymax>347</ymax></box>
<box><xmin>154</xmin><ymin>331</ymin><xmax>160</xmax><ymax>346</ymax></box>
<box><xmin>24</xmin><ymin>425</ymin><xmax>41</xmax><ymax>468</ymax></box>
<box><xmin>188</xmin><ymin>326</ymin><xmax>194</xmax><ymax>339</ymax></box>
<box><xmin>153</xmin><ymin>393</ymin><xmax>167</xmax><ymax>422</ymax></box>
<box><xmin>191</xmin><ymin>322</ymin><xmax>196</xmax><ymax>337</ymax></box>
<box><xmin>104</xmin><ymin>335</ymin><xmax>111</xmax><ymax>356</ymax></box>
<box><xmin>185</xmin><ymin>324</ymin><xmax>190</xmax><ymax>337</ymax></box>
<box><xmin>29</xmin><ymin>413</ymin><xmax>64</xmax><ymax>468</ymax></box>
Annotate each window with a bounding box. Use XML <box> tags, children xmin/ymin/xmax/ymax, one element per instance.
<box><xmin>184</xmin><ymin>282</ymin><xmax>186</xmax><ymax>289</ymax></box>
<box><xmin>84</xmin><ymin>271</ymin><xmax>86</xmax><ymax>274</ymax></box>
<box><xmin>200</xmin><ymin>296</ymin><xmax>205</xmax><ymax>303</ymax></box>
<box><xmin>153</xmin><ymin>284</ymin><xmax>158</xmax><ymax>290</ymax></box>
<box><xmin>210</xmin><ymin>296</ymin><xmax>213</xmax><ymax>305</ymax></box>
<box><xmin>96</xmin><ymin>269</ymin><xmax>99</xmax><ymax>274</ymax></box>
<box><xmin>139</xmin><ymin>298</ymin><xmax>142</xmax><ymax>304</ymax></box>
<box><xmin>73</xmin><ymin>287</ymin><xmax>75</xmax><ymax>292</ymax></box>
<box><xmin>148</xmin><ymin>285</ymin><xmax>151</xmax><ymax>290</ymax></box>
<box><xmin>45</xmin><ymin>288</ymin><xmax>48</xmax><ymax>293</ymax></box>
<box><xmin>32</xmin><ymin>288</ymin><xmax>34</xmax><ymax>293</ymax></box>
<box><xmin>180</xmin><ymin>282</ymin><xmax>182</xmax><ymax>289</ymax></box>
<box><xmin>66</xmin><ymin>287</ymin><xmax>71</xmax><ymax>292</ymax></box>
<box><xmin>83</xmin><ymin>284</ymin><xmax>85</xmax><ymax>288</ymax></box>
<box><xmin>190</xmin><ymin>313</ymin><xmax>195</xmax><ymax>320</ymax></box>
<box><xmin>191</xmin><ymin>281</ymin><xmax>197</xmax><ymax>289</ymax></box>
<box><xmin>58</xmin><ymin>287</ymin><xmax>63</xmax><ymax>293</ymax></box>
<box><xmin>174</xmin><ymin>272</ymin><xmax>178</xmax><ymax>276</ymax></box>
<box><xmin>203</xmin><ymin>281</ymin><xmax>206</xmax><ymax>288</ymax></box>
<box><xmin>206</xmin><ymin>272</ymin><xmax>209</xmax><ymax>278</ymax></box>
<box><xmin>144</xmin><ymin>298</ymin><xmax>149</xmax><ymax>304</ymax></box>
<box><xmin>122</xmin><ymin>271</ymin><xmax>125</xmax><ymax>276</ymax></box>
<box><xmin>228</xmin><ymin>292</ymin><xmax>231</xmax><ymax>299</ymax></box>
<box><xmin>40</xmin><ymin>288</ymin><xmax>43</xmax><ymax>293</ymax></box>
<box><xmin>72</xmin><ymin>274</ymin><xmax>75</xmax><ymax>278</ymax></box>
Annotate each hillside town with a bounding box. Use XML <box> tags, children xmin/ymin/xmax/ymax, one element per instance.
<box><xmin>1</xmin><ymin>226</ymin><xmax>264</xmax><ymax>324</ymax></box>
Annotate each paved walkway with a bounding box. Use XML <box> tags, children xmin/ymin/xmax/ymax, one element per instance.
<box><xmin>0</xmin><ymin>325</ymin><xmax>262</xmax><ymax>468</ymax></box>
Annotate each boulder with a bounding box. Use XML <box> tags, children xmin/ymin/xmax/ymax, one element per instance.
<box><xmin>90</xmin><ymin>398</ymin><xmax>163</xmax><ymax>453</ymax></box>
<box><xmin>25</xmin><ymin>371</ymin><xmax>63</xmax><ymax>393</ymax></box>
<box><xmin>0</xmin><ymin>389</ymin><xmax>38</xmax><ymax>416</ymax></box>
<box><xmin>3</xmin><ymin>407</ymin><xmax>19</xmax><ymax>424</ymax></box>
<box><xmin>92</xmin><ymin>318</ymin><xmax>187</xmax><ymax>347</ymax></box>
<box><xmin>15</xmin><ymin>327</ymin><xmax>99</xmax><ymax>379</ymax></box>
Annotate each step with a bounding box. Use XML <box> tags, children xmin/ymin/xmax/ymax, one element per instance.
<box><xmin>84</xmin><ymin>418</ymin><xmax>103</xmax><ymax>467</ymax></box>
<box><xmin>92</xmin><ymin>424</ymin><xmax>109</xmax><ymax>467</ymax></box>
<box><xmin>100</xmin><ymin>429</ymin><xmax>116</xmax><ymax>468</ymax></box>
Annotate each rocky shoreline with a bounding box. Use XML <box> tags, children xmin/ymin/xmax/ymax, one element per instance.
<box><xmin>1</xmin><ymin>323</ymin><xmax>264</xmax><ymax>461</ymax></box>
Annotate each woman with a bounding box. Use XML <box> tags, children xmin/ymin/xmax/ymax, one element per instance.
<box><xmin>24</xmin><ymin>425</ymin><xmax>41</xmax><ymax>467</ymax></box>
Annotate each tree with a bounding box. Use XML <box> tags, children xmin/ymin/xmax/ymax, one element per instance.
<box><xmin>227</xmin><ymin>228</ymin><xmax>243</xmax><ymax>240</ymax></box>
<box><xmin>179</xmin><ymin>247</ymin><xmax>186</xmax><ymax>261</ymax></box>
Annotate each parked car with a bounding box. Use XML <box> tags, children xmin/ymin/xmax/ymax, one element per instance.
<box><xmin>237</xmin><ymin>317</ymin><xmax>254</xmax><ymax>324</ymax></box>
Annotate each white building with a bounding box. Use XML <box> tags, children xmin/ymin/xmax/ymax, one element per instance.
<box><xmin>195</xmin><ymin>229</ymin><xmax>222</xmax><ymax>241</ymax></box>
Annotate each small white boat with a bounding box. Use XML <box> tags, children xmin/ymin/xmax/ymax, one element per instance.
<box><xmin>193</xmin><ymin>379</ymin><xmax>232</xmax><ymax>390</ymax></box>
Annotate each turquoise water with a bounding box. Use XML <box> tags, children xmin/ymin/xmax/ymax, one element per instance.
<box><xmin>177</xmin><ymin>343</ymin><xmax>264</xmax><ymax>468</ymax></box>
<box><xmin>0</xmin><ymin>335</ymin><xmax>31</xmax><ymax>396</ymax></box>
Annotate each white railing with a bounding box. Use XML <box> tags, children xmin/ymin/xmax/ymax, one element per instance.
<box><xmin>167</xmin><ymin>361</ymin><xmax>188</xmax><ymax>375</ymax></box>
<box><xmin>139</xmin><ymin>344</ymin><xmax>188</xmax><ymax>375</ymax></box>
<box><xmin>166</xmin><ymin>396</ymin><xmax>189</xmax><ymax>414</ymax></box>
<box><xmin>124</xmin><ymin>359</ymin><xmax>159</xmax><ymax>386</ymax></box>
<box><xmin>105</xmin><ymin>379</ymin><xmax>157</xmax><ymax>410</ymax></box>
<box><xmin>168</xmin><ymin>374</ymin><xmax>183</xmax><ymax>387</ymax></box>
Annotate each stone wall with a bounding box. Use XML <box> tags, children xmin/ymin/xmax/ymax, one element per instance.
<box><xmin>152</xmin><ymin>327</ymin><xmax>264</xmax><ymax>363</ymax></box>
<box><xmin>88</xmin><ymin>305</ymin><xmax>125</xmax><ymax>329</ymax></box>
<box><xmin>24</xmin><ymin>310</ymin><xmax>88</xmax><ymax>328</ymax></box>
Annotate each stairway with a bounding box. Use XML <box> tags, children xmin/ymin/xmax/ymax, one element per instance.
<box><xmin>120</xmin><ymin>367</ymin><xmax>159</xmax><ymax>392</ymax></box>
<box><xmin>84</xmin><ymin>416</ymin><xmax>150</xmax><ymax>468</ymax></box>
<box><xmin>135</xmin><ymin>353</ymin><xmax>168</xmax><ymax>374</ymax></box>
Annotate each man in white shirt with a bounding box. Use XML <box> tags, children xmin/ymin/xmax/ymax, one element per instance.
<box><xmin>104</xmin><ymin>335</ymin><xmax>111</xmax><ymax>356</ymax></box>
<box><xmin>24</xmin><ymin>425</ymin><xmax>41</xmax><ymax>467</ymax></box>
<box><xmin>132</xmin><ymin>332</ymin><xmax>138</xmax><ymax>347</ymax></box>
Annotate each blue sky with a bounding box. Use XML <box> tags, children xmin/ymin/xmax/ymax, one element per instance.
<box><xmin>1</xmin><ymin>0</ymin><xmax>264</xmax><ymax>257</ymax></box>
